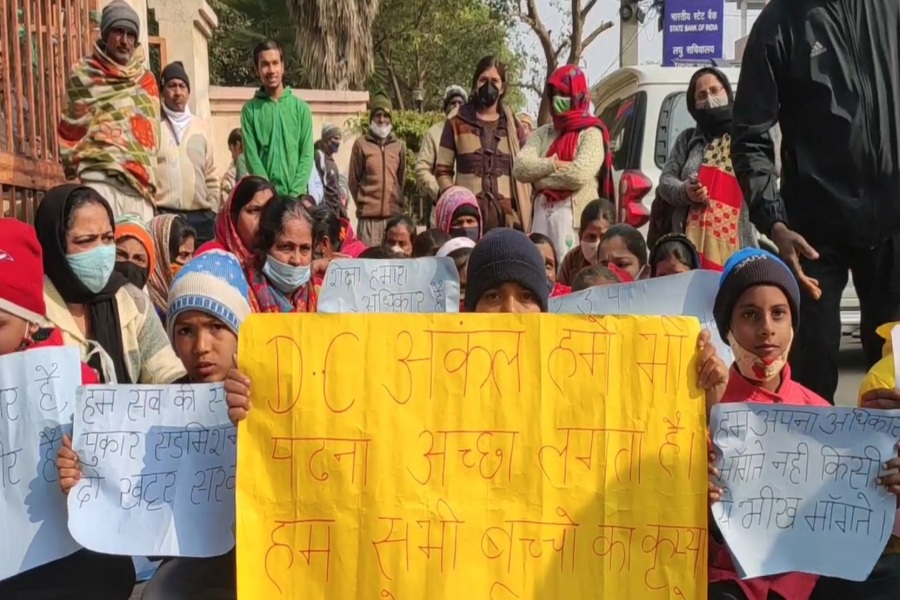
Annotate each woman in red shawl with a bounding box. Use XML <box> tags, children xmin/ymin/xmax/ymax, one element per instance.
<box><xmin>513</xmin><ymin>65</ymin><xmax>615</xmax><ymax>262</ymax></box>
<box><xmin>197</xmin><ymin>175</ymin><xmax>276</xmax><ymax>265</ymax></box>
<box><xmin>246</xmin><ymin>196</ymin><xmax>318</xmax><ymax>313</ymax></box>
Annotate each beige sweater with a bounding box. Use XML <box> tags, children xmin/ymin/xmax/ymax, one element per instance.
<box><xmin>155</xmin><ymin>116</ymin><xmax>220</xmax><ymax>212</ymax></box>
<box><xmin>415</xmin><ymin>120</ymin><xmax>445</xmax><ymax>202</ymax></box>
<box><xmin>512</xmin><ymin>124</ymin><xmax>604</xmax><ymax>225</ymax></box>
<box><xmin>44</xmin><ymin>278</ymin><xmax>186</xmax><ymax>384</ymax></box>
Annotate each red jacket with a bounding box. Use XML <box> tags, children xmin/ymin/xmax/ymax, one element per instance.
<box><xmin>27</xmin><ymin>328</ymin><xmax>100</xmax><ymax>384</ymax></box>
<box><xmin>710</xmin><ymin>364</ymin><xmax>829</xmax><ymax>600</ymax></box>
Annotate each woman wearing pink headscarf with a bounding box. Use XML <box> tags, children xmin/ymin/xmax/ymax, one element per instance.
<box><xmin>434</xmin><ymin>185</ymin><xmax>483</xmax><ymax>241</ymax></box>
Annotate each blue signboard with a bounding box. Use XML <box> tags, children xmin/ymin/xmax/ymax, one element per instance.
<box><xmin>662</xmin><ymin>0</ymin><xmax>725</xmax><ymax>66</ymax></box>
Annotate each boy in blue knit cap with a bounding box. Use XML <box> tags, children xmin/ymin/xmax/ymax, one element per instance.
<box><xmin>165</xmin><ymin>249</ymin><xmax>251</xmax><ymax>383</ymax></box>
<box><xmin>58</xmin><ymin>250</ymin><xmax>250</xmax><ymax>599</ymax></box>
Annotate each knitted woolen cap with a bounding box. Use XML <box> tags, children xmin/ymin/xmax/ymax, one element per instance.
<box><xmin>167</xmin><ymin>250</ymin><xmax>251</xmax><ymax>340</ymax></box>
<box><xmin>451</xmin><ymin>204</ymin><xmax>480</xmax><ymax>222</ymax></box>
<box><xmin>0</xmin><ymin>218</ymin><xmax>46</xmax><ymax>323</ymax></box>
<box><xmin>321</xmin><ymin>123</ymin><xmax>341</xmax><ymax>139</ymax></box>
<box><xmin>101</xmin><ymin>0</ymin><xmax>140</xmax><ymax>38</ymax></box>
<box><xmin>370</xmin><ymin>95</ymin><xmax>392</xmax><ymax>118</ymax></box>
<box><xmin>713</xmin><ymin>248</ymin><xmax>801</xmax><ymax>340</ymax></box>
<box><xmin>161</xmin><ymin>61</ymin><xmax>190</xmax><ymax>90</ymax></box>
<box><xmin>443</xmin><ymin>85</ymin><xmax>468</xmax><ymax>111</ymax></box>
<box><xmin>464</xmin><ymin>229</ymin><xmax>549</xmax><ymax>313</ymax></box>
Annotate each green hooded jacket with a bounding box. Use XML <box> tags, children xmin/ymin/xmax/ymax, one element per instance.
<box><xmin>240</xmin><ymin>87</ymin><xmax>314</xmax><ymax>196</ymax></box>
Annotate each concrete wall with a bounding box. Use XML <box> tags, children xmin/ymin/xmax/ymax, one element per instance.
<box><xmin>208</xmin><ymin>86</ymin><xmax>369</xmax><ymax>198</ymax></box>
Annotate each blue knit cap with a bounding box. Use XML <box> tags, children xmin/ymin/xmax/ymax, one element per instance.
<box><xmin>713</xmin><ymin>248</ymin><xmax>801</xmax><ymax>340</ymax></box>
<box><xmin>166</xmin><ymin>250</ymin><xmax>251</xmax><ymax>339</ymax></box>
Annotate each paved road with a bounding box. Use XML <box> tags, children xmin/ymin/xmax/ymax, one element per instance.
<box><xmin>835</xmin><ymin>335</ymin><xmax>868</xmax><ymax>407</ymax></box>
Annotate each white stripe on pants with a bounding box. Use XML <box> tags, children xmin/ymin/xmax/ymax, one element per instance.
<box><xmin>531</xmin><ymin>194</ymin><xmax>578</xmax><ymax>262</ymax></box>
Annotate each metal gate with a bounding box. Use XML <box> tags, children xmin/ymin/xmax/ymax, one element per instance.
<box><xmin>1</xmin><ymin>0</ymin><xmax>98</xmax><ymax>222</ymax></box>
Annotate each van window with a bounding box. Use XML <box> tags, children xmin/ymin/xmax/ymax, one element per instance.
<box><xmin>656</xmin><ymin>92</ymin><xmax>696</xmax><ymax>167</ymax></box>
<box><xmin>598</xmin><ymin>93</ymin><xmax>641</xmax><ymax>171</ymax></box>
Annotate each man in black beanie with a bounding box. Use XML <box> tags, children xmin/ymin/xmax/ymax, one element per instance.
<box><xmin>155</xmin><ymin>61</ymin><xmax>219</xmax><ymax>245</ymax></box>
<box><xmin>465</xmin><ymin>229</ymin><xmax>549</xmax><ymax>313</ymax></box>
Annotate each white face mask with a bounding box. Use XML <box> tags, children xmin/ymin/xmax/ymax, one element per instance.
<box><xmin>371</xmin><ymin>123</ymin><xmax>393</xmax><ymax>139</ymax></box>
<box><xmin>389</xmin><ymin>245</ymin><xmax>404</xmax><ymax>256</ymax></box>
<box><xmin>697</xmin><ymin>95</ymin><xmax>729</xmax><ymax>110</ymax></box>
<box><xmin>581</xmin><ymin>240</ymin><xmax>599</xmax><ymax>263</ymax></box>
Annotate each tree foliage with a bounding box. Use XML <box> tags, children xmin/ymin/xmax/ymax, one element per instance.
<box><xmin>368</xmin><ymin>0</ymin><xmax>524</xmax><ymax>112</ymax></box>
<box><xmin>284</xmin><ymin>0</ymin><xmax>380</xmax><ymax>90</ymax></box>
<box><xmin>208</xmin><ymin>0</ymin><xmax>308</xmax><ymax>87</ymax></box>
<box><xmin>507</xmin><ymin>0</ymin><xmax>615</xmax><ymax>124</ymax></box>
<box><xmin>207</xmin><ymin>0</ymin><xmax>527</xmax><ymax>112</ymax></box>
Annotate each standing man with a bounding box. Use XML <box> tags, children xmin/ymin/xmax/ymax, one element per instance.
<box><xmin>154</xmin><ymin>61</ymin><xmax>219</xmax><ymax>245</ymax></box>
<box><xmin>349</xmin><ymin>95</ymin><xmax>406</xmax><ymax>246</ymax></box>
<box><xmin>58</xmin><ymin>0</ymin><xmax>160</xmax><ymax>220</ymax></box>
<box><xmin>415</xmin><ymin>85</ymin><xmax>467</xmax><ymax>211</ymax></box>
<box><xmin>220</xmin><ymin>128</ymin><xmax>248</xmax><ymax>204</ymax></box>
<box><xmin>314</xmin><ymin>123</ymin><xmax>347</xmax><ymax>218</ymax></box>
<box><xmin>240</xmin><ymin>40</ymin><xmax>314</xmax><ymax>197</ymax></box>
<box><xmin>732</xmin><ymin>0</ymin><xmax>900</xmax><ymax>405</ymax></box>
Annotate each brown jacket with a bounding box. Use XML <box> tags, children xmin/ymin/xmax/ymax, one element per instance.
<box><xmin>349</xmin><ymin>131</ymin><xmax>406</xmax><ymax>219</ymax></box>
<box><xmin>434</xmin><ymin>103</ymin><xmax>532</xmax><ymax>232</ymax></box>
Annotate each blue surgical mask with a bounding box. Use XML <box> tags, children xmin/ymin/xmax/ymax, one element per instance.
<box><xmin>67</xmin><ymin>244</ymin><xmax>116</xmax><ymax>293</ymax></box>
<box><xmin>262</xmin><ymin>255</ymin><xmax>311</xmax><ymax>294</ymax></box>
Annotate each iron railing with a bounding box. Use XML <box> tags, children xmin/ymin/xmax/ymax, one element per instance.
<box><xmin>0</xmin><ymin>0</ymin><xmax>98</xmax><ymax>222</ymax></box>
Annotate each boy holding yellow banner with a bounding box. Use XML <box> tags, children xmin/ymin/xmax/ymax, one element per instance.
<box><xmin>227</xmin><ymin>230</ymin><xmax>730</xmax><ymax>598</ymax></box>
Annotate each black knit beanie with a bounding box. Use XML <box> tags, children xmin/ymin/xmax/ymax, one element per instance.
<box><xmin>465</xmin><ymin>229</ymin><xmax>549</xmax><ymax>312</ymax></box>
<box><xmin>451</xmin><ymin>204</ymin><xmax>480</xmax><ymax>223</ymax></box>
<box><xmin>161</xmin><ymin>61</ymin><xmax>190</xmax><ymax>91</ymax></box>
<box><xmin>713</xmin><ymin>248</ymin><xmax>801</xmax><ymax>341</ymax></box>
<box><xmin>649</xmin><ymin>233</ymin><xmax>700</xmax><ymax>276</ymax></box>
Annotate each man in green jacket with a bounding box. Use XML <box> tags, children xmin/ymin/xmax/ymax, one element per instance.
<box><xmin>240</xmin><ymin>40</ymin><xmax>314</xmax><ymax>197</ymax></box>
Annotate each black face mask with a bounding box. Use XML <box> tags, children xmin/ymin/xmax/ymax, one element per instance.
<box><xmin>475</xmin><ymin>82</ymin><xmax>500</xmax><ymax>108</ymax></box>
<box><xmin>694</xmin><ymin>105</ymin><xmax>733</xmax><ymax>136</ymax></box>
<box><xmin>114</xmin><ymin>260</ymin><xmax>149</xmax><ymax>289</ymax></box>
<box><xmin>449</xmin><ymin>226</ymin><xmax>479</xmax><ymax>242</ymax></box>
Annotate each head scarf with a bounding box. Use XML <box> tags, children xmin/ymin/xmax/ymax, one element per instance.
<box><xmin>114</xmin><ymin>214</ymin><xmax>155</xmax><ymax>273</ymax></box>
<box><xmin>649</xmin><ymin>233</ymin><xmax>701</xmax><ymax>276</ymax></box>
<box><xmin>148</xmin><ymin>214</ymin><xmax>179</xmax><ymax>314</ymax></box>
<box><xmin>686</xmin><ymin>67</ymin><xmax>734</xmax><ymax>137</ymax></box>
<box><xmin>213</xmin><ymin>176</ymin><xmax>273</xmax><ymax>267</ymax></box>
<box><xmin>544</xmin><ymin>65</ymin><xmax>616</xmax><ymax>204</ymax></box>
<box><xmin>35</xmin><ymin>184</ymin><xmax>131</xmax><ymax>383</ymax></box>
<box><xmin>434</xmin><ymin>186</ymin><xmax>482</xmax><ymax>237</ymax></box>
<box><xmin>247</xmin><ymin>268</ymin><xmax>318</xmax><ymax>314</ymax></box>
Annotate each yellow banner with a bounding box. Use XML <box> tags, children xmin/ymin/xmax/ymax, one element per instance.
<box><xmin>237</xmin><ymin>314</ymin><xmax>707</xmax><ymax>599</ymax></box>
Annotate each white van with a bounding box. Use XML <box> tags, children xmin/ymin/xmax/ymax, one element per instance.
<box><xmin>591</xmin><ymin>65</ymin><xmax>859</xmax><ymax>336</ymax></box>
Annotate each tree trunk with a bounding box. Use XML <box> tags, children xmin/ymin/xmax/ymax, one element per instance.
<box><xmin>387</xmin><ymin>63</ymin><xmax>407</xmax><ymax>111</ymax></box>
<box><xmin>378</xmin><ymin>48</ymin><xmax>407</xmax><ymax>111</ymax></box>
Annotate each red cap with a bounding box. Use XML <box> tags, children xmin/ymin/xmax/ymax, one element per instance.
<box><xmin>0</xmin><ymin>219</ymin><xmax>46</xmax><ymax>323</ymax></box>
